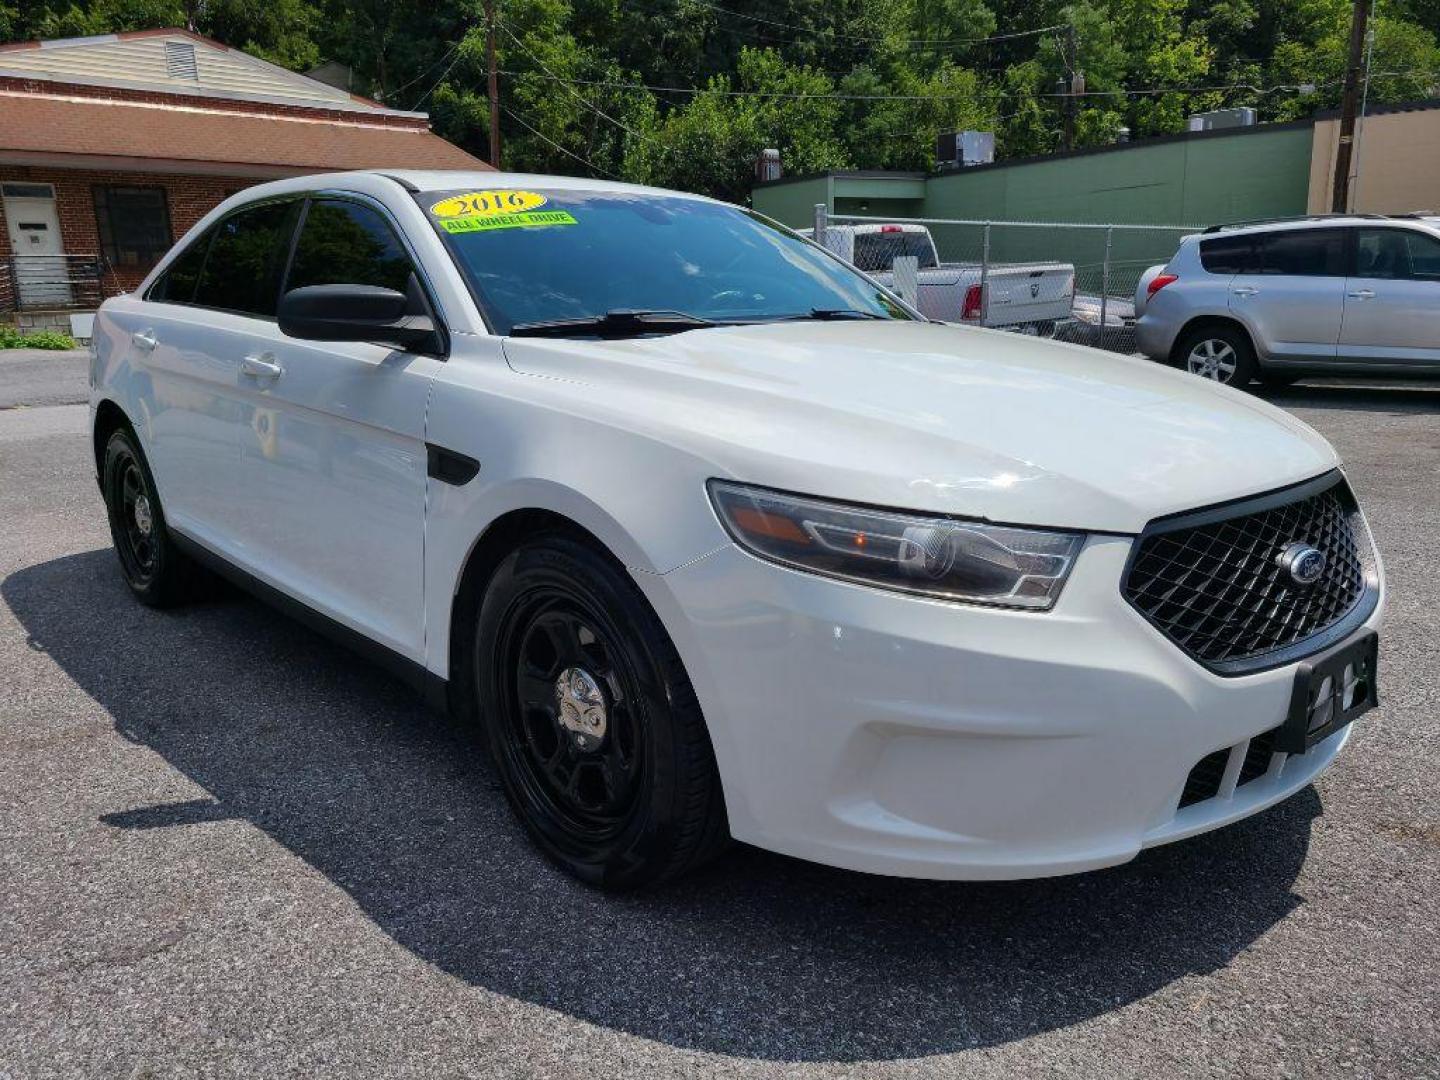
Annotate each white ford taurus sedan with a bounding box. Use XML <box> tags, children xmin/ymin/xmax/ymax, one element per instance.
<box><xmin>90</xmin><ymin>170</ymin><xmax>1384</xmax><ymax>888</ymax></box>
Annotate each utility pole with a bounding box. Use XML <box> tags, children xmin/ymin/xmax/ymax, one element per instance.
<box><xmin>1057</xmin><ymin>75</ymin><xmax>1074</xmax><ymax>152</ymax></box>
<box><xmin>1330</xmin><ymin>0</ymin><xmax>1371</xmax><ymax>212</ymax></box>
<box><xmin>486</xmin><ymin>0</ymin><xmax>501</xmax><ymax>170</ymax></box>
<box><xmin>1058</xmin><ymin>25</ymin><xmax>1080</xmax><ymax>152</ymax></box>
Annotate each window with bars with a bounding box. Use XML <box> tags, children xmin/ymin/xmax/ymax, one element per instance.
<box><xmin>92</xmin><ymin>186</ymin><xmax>173</xmax><ymax>268</ymax></box>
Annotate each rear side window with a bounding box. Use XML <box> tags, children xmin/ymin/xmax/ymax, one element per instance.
<box><xmin>1257</xmin><ymin>229</ymin><xmax>1346</xmax><ymax>276</ymax></box>
<box><xmin>148</xmin><ymin>229</ymin><xmax>212</xmax><ymax>304</ymax></box>
<box><xmin>1198</xmin><ymin>235</ymin><xmax>1254</xmax><ymax>275</ymax></box>
<box><xmin>1354</xmin><ymin>228</ymin><xmax>1440</xmax><ymax>281</ymax></box>
<box><xmin>192</xmin><ymin>200</ymin><xmax>299</xmax><ymax>317</ymax></box>
<box><xmin>285</xmin><ymin>199</ymin><xmax>415</xmax><ymax>294</ymax></box>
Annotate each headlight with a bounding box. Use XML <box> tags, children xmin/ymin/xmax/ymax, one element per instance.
<box><xmin>708</xmin><ymin>481</ymin><xmax>1085</xmax><ymax>610</ymax></box>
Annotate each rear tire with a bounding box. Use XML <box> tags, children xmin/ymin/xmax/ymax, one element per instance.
<box><xmin>1175</xmin><ymin>323</ymin><xmax>1257</xmax><ymax>387</ymax></box>
<box><xmin>101</xmin><ymin>427</ymin><xmax>201</xmax><ymax>607</ymax></box>
<box><xmin>474</xmin><ymin>535</ymin><xmax>728</xmax><ymax>889</ymax></box>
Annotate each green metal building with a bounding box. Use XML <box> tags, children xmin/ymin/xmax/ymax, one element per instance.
<box><xmin>751</xmin><ymin>121</ymin><xmax>1315</xmax><ymax>230</ymax></box>
<box><xmin>752</xmin><ymin>120</ymin><xmax>1316</xmax><ymax>291</ymax></box>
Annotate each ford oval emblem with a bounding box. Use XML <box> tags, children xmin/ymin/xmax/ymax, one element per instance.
<box><xmin>1278</xmin><ymin>542</ymin><xmax>1326</xmax><ymax>586</ymax></box>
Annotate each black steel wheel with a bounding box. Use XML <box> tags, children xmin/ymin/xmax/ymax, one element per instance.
<box><xmin>101</xmin><ymin>427</ymin><xmax>199</xmax><ymax>607</ymax></box>
<box><xmin>475</xmin><ymin>535</ymin><xmax>728</xmax><ymax>888</ymax></box>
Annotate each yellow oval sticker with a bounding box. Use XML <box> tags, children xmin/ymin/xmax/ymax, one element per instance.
<box><xmin>430</xmin><ymin>190</ymin><xmax>548</xmax><ymax>219</ymax></box>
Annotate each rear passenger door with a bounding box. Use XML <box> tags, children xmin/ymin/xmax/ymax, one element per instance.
<box><xmin>1339</xmin><ymin>227</ymin><xmax>1440</xmax><ymax>369</ymax></box>
<box><xmin>136</xmin><ymin>198</ymin><xmax>300</xmax><ymax>553</ymax></box>
<box><xmin>230</xmin><ymin>194</ymin><xmax>444</xmax><ymax>663</ymax></box>
<box><xmin>1226</xmin><ymin>229</ymin><xmax>1347</xmax><ymax>365</ymax></box>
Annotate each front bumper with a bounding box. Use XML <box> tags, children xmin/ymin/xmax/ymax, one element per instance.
<box><xmin>639</xmin><ymin>534</ymin><xmax>1383</xmax><ymax>880</ymax></box>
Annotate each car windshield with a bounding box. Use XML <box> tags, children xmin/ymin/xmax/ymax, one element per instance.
<box><xmin>421</xmin><ymin>187</ymin><xmax>911</xmax><ymax>335</ymax></box>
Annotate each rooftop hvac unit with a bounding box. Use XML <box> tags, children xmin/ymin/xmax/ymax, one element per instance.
<box><xmin>754</xmin><ymin>148</ymin><xmax>782</xmax><ymax>182</ymax></box>
<box><xmin>935</xmin><ymin>130</ymin><xmax>995</xmax><ymax>169</ymax></box>
<box><xmin>1187</xmin><ymin>108</ymin><xmax>1258</xmax><ymax>132</ymax></box>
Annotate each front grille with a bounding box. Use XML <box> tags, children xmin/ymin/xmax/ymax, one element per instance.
<box><xmin>1178</xmin><ymin>727</ymin><xmax>1283</xmax><ymax>808</ymax></box>
<box><xmin>1122</xmin><ymin>474</ymin><xmax>1372</xmax><ymax>673</ymax></box>
<box><xmin>1237</xmin><ymin>727</ymin><xmax>1279</xmax><ymax>785</ymax></box>
<box><xmin>1179</xmin><ymin>748</ymin><xmax>1231</xmax><ymax>808</ymax></box>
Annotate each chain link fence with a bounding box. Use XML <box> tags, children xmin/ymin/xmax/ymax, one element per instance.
<box><xmin>817</xmin><ymin>210</ymin><xmax>1198</xmax><ymax>353</ymax></box>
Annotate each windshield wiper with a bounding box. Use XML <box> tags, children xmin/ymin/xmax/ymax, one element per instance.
<box><xmin>774</xmin><ymin>308</ymin><xmax>890</xmax><ymax>322</ymax></box>
<box><xmin>508</xmin><ymin>309</ymin><xmax>718</xmax><ymax>339</ymax></box>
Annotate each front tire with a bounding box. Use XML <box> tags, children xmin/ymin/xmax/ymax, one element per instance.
<box><xmin>101</xmin><ymin>427</ymin><xmax>200</xmax><ymax>607</ymax></box>
<box><xmin>1175</xmin><ymin>323</ymin><xmax>1257</xmax><ymax>387</ymax></box>
<box><xmin>474</xmin><ymin>535</ymin><xmax>728</xmax><ymax>889</ymax></box>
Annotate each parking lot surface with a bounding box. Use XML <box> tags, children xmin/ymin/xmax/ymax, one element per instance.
<box><xmin>2</xmin><ymin>353</ymin><xmax>1437</xmax><ymax>1078</ymax></box>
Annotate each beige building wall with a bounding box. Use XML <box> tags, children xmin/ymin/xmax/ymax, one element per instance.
<box><xmin>1309</xmin><ymin>106</ymin><xmax>1440</xmax><ymax>214</ymax></box>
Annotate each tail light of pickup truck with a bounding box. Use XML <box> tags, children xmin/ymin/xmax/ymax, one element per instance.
<box><xmin>1146</xmin><ymin>273</ymin><xmax>1179</xmax><ymax>298</ymax></box>
<box><xmin>961</xmin><ymin>283</ymin><xmax>984</xmax><ymax>322</ymax></box>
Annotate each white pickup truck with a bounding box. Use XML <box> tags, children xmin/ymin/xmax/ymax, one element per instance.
<box><xmin>804</xmin><ymin>222</ymin><xmax>1075</xmax><ymax>334</ymax></box>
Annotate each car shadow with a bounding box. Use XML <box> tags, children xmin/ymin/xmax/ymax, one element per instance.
<box><xmin>4</xmin><ymin>549</ymin><xmax>1322</xmax><ymax>1063</ymax></box>
<box><xmin>1252</xmin><ymin>379</ymin><xmax>1440</xmax><ymax>414</ymax></box>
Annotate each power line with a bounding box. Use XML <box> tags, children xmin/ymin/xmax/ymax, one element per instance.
<box><xmin>410</xmin><ymin>41</ymin><xmax>469</xmax><ymax>110</ymax></box>
<box><xmin>1043</xmin><ymin>79</ymin><xmax>1325</xmax><ymax>99</ymax></box>
<box><xmin>391</xmin><ymin>37</ymin><xmax>462</xmax><ymax>97</ymax></box>
<box><xmin>498</xmin><ymin>22</ymin><xmax>677</xmax><ymax>156</ymax></box>
<box><xmin>685</xmin><ymin>1</ymin><xmax>1067</xmax><ymax>47</ymax></box>
<box><xmin>498</xmin><ymin>68</ymin><xmax>1347</xmax><ymax>103</ymax></box>
<box><xmin>500</xmin><ymin>103</ymin><xmax>623</xmax><ymax>180</ymax></box>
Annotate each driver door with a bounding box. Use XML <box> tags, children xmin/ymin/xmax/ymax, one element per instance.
<box><xmin>231</xmin><ymin>195</ymin><xmax>444</xmax><ymax>662</ymax></box>
<box><xmin>1339</xmin><ymin>227</ymin><xmax>1440</xmax><ymax>370</ymax></box>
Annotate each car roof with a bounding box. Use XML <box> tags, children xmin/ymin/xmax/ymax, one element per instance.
<box><xmin>844</xmin><ymin>223</ymin><xmax>931</xmax><ymax>234</ymax></box>
<box><xmin>210</xmin><ymin>169</ymin><xmax>726</xmax><ymax>211</ymax></box>
<box><xmin>1200</xmin><ymin>214</ymin><xmax>1440</xmax><ymax>239</ymax></box>
<box><xmin>385</xmin><ymin>169</ymin><xmax>721</xmax><ymax>203</ymax></box>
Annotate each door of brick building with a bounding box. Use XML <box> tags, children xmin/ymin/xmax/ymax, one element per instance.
<box><xmin>2</xmin><ymin>183</ymin><xmax>73</xmax><ymax>308</ymax></box>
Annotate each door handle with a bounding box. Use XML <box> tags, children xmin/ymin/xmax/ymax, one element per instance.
<box><xmin>240</xmin><ymin>353</ymin><xmax>284</xmax><ymax>379</ymax></box>
<box><xmin>132</xmin><ymin>329</ymin><xmax>157</xmax><ymax>352</ymax></box>
<box><xmin>1346</xmin><ymin>289</ymin><xmax>1376</xmax><ymax>300</ymax></box>
<box><xmin>1230</xmin><ymin>286</ymin><xmax>1258</xmax><ymax>298</ymax></box>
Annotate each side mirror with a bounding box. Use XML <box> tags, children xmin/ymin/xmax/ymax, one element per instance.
<box><xmin>278</xmin><ymin>277</ymin><xmax>444</xmax><ymax>355</ymax></box>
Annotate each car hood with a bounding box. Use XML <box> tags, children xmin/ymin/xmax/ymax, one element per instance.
<box><xmin>501</xmin><ymin>321</ymin><xmax>1338</xmax><ymax>534</ymax></box>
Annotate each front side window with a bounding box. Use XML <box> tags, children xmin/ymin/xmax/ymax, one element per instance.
<box><xmin>191</xmin><ymin>200</ymin><xmax>299</xmax><ymax>317</ymax></box>
<box><xmin>93</xmin><ymin>185</ymin><xmax>172</xmax><ymax>268</ymax></box>
<box><xmin>423</xmin><ymin>188</ymin><xmax>910</xmax><ymax>334</ymax></box>
<box><xmin>1354</xmin><ymin>228</ymin><xmax>1440</xmax><ymax>281</ymax></box>
<box><xmin>147</xmin><ymin>228</ymin><xmax>212</xmax><ymax>304</ymax></box>
<box><xmin>286</xmin><ymin>199</ymin><xmax>416</xmax><ymax>294</ymax></box>
<box><xmin>1257</xmin><ymin>229</ymin><xmax>1346</xmax><ymax>277</ymax></box>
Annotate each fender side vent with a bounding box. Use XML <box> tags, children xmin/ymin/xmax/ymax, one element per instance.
<box><xmin>426</xmin><ymin>444</ymin><xmax>480</xmax><ymax>486</ymax></box>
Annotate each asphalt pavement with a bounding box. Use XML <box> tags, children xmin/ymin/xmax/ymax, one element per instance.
<box><xmin>1</xmin><ymin>351</ymin><xmax>1437</xmax><ymax>1078</ymax></box>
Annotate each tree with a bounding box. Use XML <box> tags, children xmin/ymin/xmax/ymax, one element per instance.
<box><xmin>645</xmin><ymin>48</ymin><xmax>851</xmax><ymax>202</ymax></box>
<box><xmin>2</xmin><ymin>0</ymin><xmax>1439</xmax><ymax>197</ymax></box>
<box><xmin>1270</xmin><ymin>7</ymin><xmax>1440</xmax><ymax>120</ymax></box>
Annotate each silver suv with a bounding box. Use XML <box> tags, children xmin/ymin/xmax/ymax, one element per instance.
<box><xmin>1135</xmin><ymin>214</ymin><xmax>1440</xmax><ymax>388</ymax></box>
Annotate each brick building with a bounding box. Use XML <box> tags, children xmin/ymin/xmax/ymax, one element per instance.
<box><xmin>0</xmin><ymin>28</ymin><xmax>488</xmax><ymax>332</ymax></box>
